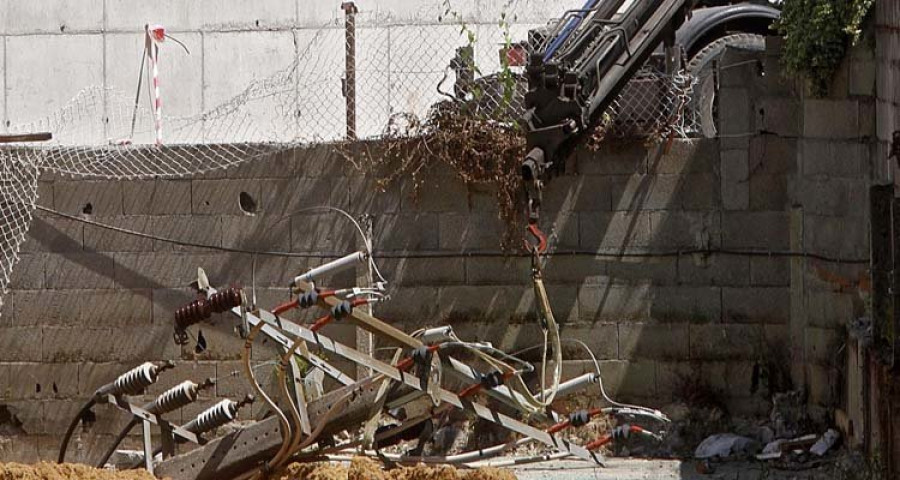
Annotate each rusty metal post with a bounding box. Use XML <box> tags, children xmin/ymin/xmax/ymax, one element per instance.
<box><xmin>356</xmin><ymin>214</ymin><xmax>374</xmax><ymax>380</ymax></box>
<box><xmin>342</xmin><ymin>2</ymin><xmax>358</xmax><ymax>141</ymax></box>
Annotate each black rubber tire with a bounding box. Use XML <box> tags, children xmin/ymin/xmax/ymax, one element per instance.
<box><xmin>687</xmin><ymin>33</ymin><xmax>766</xmax><ymax>138</ymax></box>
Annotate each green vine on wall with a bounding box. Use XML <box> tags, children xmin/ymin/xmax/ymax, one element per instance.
<box><xmin>774</xmin><ymin>0</ymin><xmax>874</xmax><ymax>97</ymax></box>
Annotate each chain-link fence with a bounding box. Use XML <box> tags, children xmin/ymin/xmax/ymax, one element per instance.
<box><xmin>0</xmin><ymin>1</ymin><xmax>699</xmax><ymax>310</ymax></box>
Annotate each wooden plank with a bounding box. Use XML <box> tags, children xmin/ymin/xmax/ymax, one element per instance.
<box><xmin>0</xmin><ymin>132</ymin><xmax>52</xmax><ymax>143</ymax></box>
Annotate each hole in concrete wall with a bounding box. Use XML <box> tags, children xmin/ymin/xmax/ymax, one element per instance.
<box><xmin>239</xmin><ymin>192</ymin><xmax>257</xmax><ymax>215</ymax></box>
<box><xmin>35</xmin><ymin>384</ymin><xmax>40</xmax><ymax>394</ymax></box>
<box><xmin>59</xmin><ymin>24</ymin><xmax>66</xmax><ymax>32</ymax></box>
<box><xmin>52</xmin><ymin>382</ymin><xmax>58</xmax><ymax>395</ymax></box>
<box><xmin>0</xmin><ymin>405</ymin><xmax>25</xmax><ymax>435</ymax></box>
<box><xmin>82</xmin><ymin>203</ymin><xmax>93</xmax><ymax>215</ymax></box>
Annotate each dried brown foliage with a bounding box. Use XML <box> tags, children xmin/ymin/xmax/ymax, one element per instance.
<box><xmin>0</xmin><ymin>462</ymin><xmax>156</xmax><ymax>480</ymax></box>
<box><xmin>273</xmin><ymin>457</ymin><xmax>516</xmax><ymax>480</ymax></box>
<box><xmin>344</xmin><ymin>101</ymin><xmax>526</xmax><ymax>248</ymax></box>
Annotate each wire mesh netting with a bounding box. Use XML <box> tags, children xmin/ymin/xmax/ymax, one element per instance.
<box><xmin>0</xmin><ymin>1</ymin><xmax>699</xmax><ymax>310</ymax></box>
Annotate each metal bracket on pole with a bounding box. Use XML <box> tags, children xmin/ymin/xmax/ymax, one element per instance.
<box><xmin>142</xmin><ymin>419</ymin><xmax>155</xmax><ymax>474</ymax></box>
<box><xmin>356</xmin><ymin>214</ymin><xmax>375</xmax><ymax>380</ymax></box>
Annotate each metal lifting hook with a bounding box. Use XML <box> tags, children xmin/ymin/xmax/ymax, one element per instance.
<box><xmin>525</xmin><ymin>222</ymin><xmax>548</xmax><ymax>256</ymax></box>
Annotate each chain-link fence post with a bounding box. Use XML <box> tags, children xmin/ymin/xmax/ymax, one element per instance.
<box><xmin>342</xmin><ymin>2</ymin><xmax>358</xmax><ymax>141</ymax></box>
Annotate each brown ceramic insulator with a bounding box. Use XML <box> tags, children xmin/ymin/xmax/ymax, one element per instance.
<box><xmin>207</xmin><ymin>287</ymin><xmax>242</xmax><ymax>314</ymax></box>
<box><xmin>174</xmin><ymin>287</ymin><xmax>243</xmax><ymax>331</ymax></box>
<box><xmin>174</xmin><ymin>298</ymin><xmax>211</xmax><ymax>330</ymax></box>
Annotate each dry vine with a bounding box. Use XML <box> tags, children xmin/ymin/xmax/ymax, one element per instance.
<box><xmin>343</xmin><ymin>101</ymin><xmax>527</xmax><ymax>249</ymax></box>
<box><xmin>340</xmin><ymin>70</ymin><xmax>694</xmax><ymax>249</ymax></box>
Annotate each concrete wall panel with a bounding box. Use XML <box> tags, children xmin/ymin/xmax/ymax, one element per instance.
<box><xmin>5</xmin><ymin>0</ymin><xmax>103</xmax><ymax>34</ymax></box>
<box><xmin>202</xmin><ymin>30</ymin><xmax>297</xmax><ymax>142</ymax></box>
<box><xmin>5</xmin><ymin>34</ymin><xmax>103</xmax><ymax>126</ymax></box>
<box><xmin>105</xmin><ymin>32</ymin><xmax>203</xmax><ymax>120</ymax></box>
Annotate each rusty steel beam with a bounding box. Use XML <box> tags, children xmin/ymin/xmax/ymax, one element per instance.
<box><xmin>155</xmin><ymin>378</ymin><xmax>382</xmax><ymax>480</ymax></box>
<box><xmin>294</xmin><ymin>280</ymin><xmax>561</xmax><ymax>422</ymax></box>
<box><xmin>244</xmin><ymin>308</ymin><xmax>604</xmax><ymax>466</ymax></box>
<box><xmin>161</xmin><ymin>280</ymin><xmax>602</xmax><ymax>478</ymax></box>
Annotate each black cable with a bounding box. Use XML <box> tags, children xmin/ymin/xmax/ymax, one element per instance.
<box><xmin>35</xmin><ymin>205</ymin><xmax>321</xmax><ymax>258</ymax></box>
<box><xmin>58</xmin><ymin>398</ymin><xmax>97</xmax><ymax>463</ymax></box>
<box><xmin>35</xmin><ymin>204</ymin><xmax>868</xmax><ymax>264</ymax></box>
<box><xmin>95</xmin><ymin>418</ymin><xmax>139</xmax><ymax>468</ymax></box>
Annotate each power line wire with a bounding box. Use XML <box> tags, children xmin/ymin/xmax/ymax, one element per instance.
<box><xmin>35</xmin><ymin>204</ymin><xmax>868</xmax><ymax>264</ymax></box>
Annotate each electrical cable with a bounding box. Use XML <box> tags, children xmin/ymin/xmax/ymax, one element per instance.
<box><xmin>242</xmin><ymin>319</ymin><xmax>292</xmax><ymax>478</ymax></box>
<box><xmin>35</xmin><ymin>205</ymin><xmax>869</xmax><ymax>264</ymax></box>
<box><xmin>274</xmin><ymin>336</ymin><xmax>311</xmax><ymax>470</ymax></box>
<box><xmin>58</xmin><ymin>398</ymin><xmax>98</xmax><ymax>463</ymax></box>
<box><xmin>234</xmin><ymin>376</ymin><xmax>382</xmax><ymax>480</ymax></box>
<box><xmin>439</xmin><ymin>341</ymin><xmax>533</xmax><ymax>374</ymax></box>
<box><xmin>33</xmin><ymin>204</ymin><xmax>867</xmax><ymax>264</ymax></box>
<box><xmin>283</xmin><ymin>206</ymin><xmax>387</xmax><ymax>284</ymax></box>
<box><xmin>513</xmin><ymin>337</ymin><xmax>665</xmax><ymax>418</ymax></box>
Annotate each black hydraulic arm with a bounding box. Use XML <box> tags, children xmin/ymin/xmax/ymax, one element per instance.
<box><xmin>520</xmin><ymin>0</ymin><xmax>693</xmax><ymax>230</ymax></box>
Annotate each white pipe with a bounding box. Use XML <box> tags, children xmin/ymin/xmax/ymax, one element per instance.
<box><xmin>420</xmin><ymin>326</ymin><xmax>455</xmax><ymax>344</ymax></box>
<box><xmin>542</xmin><ymin>373</ymin><xmax>600</xmax><ymax>399</ymax></box>
<box><xmin>293</xmin><ymin>251</ymin><xmax>365</xmax><ymax>285</ymax></box>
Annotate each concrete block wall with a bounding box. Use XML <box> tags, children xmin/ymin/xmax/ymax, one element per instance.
<box><xmin>876</xmin><ymin>1</ymin><xmax>900</xmax><ymax>181</ymax></box>
<box><xmin>718</xmin><ymin>40</ymin><xmax>875</xmax><ymax>419</ymax></box>
<box><xmin>0</xmin><ymin>134</ymin><xmax>828</xmax><ymax>463</ymax></box>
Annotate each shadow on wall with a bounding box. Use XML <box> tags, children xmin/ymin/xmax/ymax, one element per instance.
<box><xmin>376</xmin><ymin>135</ymin><xmax>798</xmax><ymax>416</ymax></box>
<box><xmin>0</xmin><ymin>129</ymin><xmax>819</xmax><ymax>464</ymax></box>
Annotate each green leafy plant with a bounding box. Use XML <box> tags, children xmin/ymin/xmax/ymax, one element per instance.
<box><xmin>497</xmin><ymin>6</ymin><xmax>519</xmax><ymax>112</ymax></box>
<box><xmin>775</xmin><ymin>0</ymin><xmax>874</xmax><ymax>96</ymax></box>
<box><xmin>439</xmin><ymin>0</ymin><xmax>521</xmax><ymax>120</ymax></box>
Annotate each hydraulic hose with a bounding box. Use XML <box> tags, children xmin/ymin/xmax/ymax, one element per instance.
<box><xmin>271</xmin><ymin>338</ymin><xmax>308</xmax><ymax>471</ymax></box>
<box><xmin>237</xmin><ymin>377</ymin><xmax>378</xmax><ymax>480</ymax></box>
<box><xmin>58</xmin><ymin>398</ymin><xmax>98</xmax><ymax>463</ymax></box>
<box><xmin>243</xmin><ymin>320</ymin><xmax>293</xmax><ymax>479</ymax></box>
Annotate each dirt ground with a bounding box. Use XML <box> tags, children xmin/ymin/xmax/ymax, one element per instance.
<box><xmin>0</xmin><ymin>462</ymin><xmax>155</xmax><ymax>480</ymax></box>
<box><xmin>0</xmin><ymin>459</ymin><xmax>515</xmax><ymax>480</ymax></box>
<box><xmin>273</xmin><ymin>457</ymin><xmax>517</xmax><ymax>480</ymax></box>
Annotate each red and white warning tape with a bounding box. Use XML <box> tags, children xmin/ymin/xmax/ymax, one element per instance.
<box><xmin>146</xmin><ymin>24</ymin><xmax>166</xmax><ymax>146</ymax></box>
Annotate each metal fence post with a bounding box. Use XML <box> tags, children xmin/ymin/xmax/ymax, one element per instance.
<box><xmin>342</xmin><ymin>2</ymin><xmax>358</xmax><ymax>141</ymax></box>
